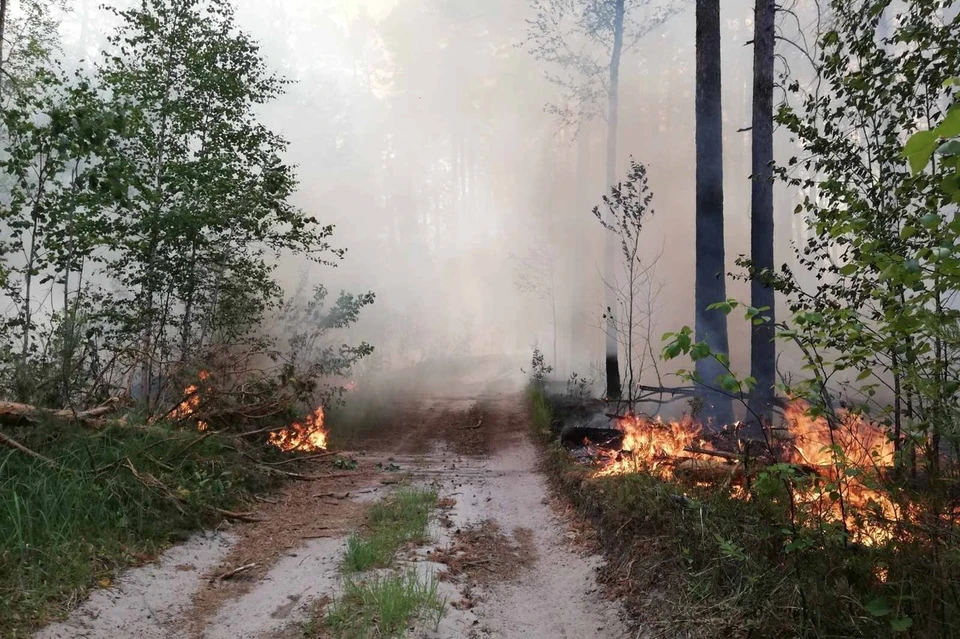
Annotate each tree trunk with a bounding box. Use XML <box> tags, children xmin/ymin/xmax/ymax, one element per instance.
<box><xmin>570</xmin><ymin>126</ymin><xmax>591</xmax><ymax>373</ymax></box>
<box><xmin>748</xmin><ymin>0</ymin><xmax>776</xmax><ymax>425</ymax></box>
<box><xmin>694</xmin><ymin>0</ymin><xmax>733</xmax><ymax>423</ymax></box>
<box><xmin>604</xmin><ymin>0</ymin><xmax>624</xmax><ymax>400</ymax></box>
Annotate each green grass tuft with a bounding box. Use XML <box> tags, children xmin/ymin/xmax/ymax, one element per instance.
<box><xmin>326</xmin><ymin>569</ymin><xmax>446</xmax><ymax>639</ymax></box>
<box><xmin>342</xmin><ymin>487</ymin><xmax>438</xmax><ymax>572</ymax></box>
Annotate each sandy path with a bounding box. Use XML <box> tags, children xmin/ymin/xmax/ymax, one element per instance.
<box><xmin>33</xmin><ymin>394</ymin><xmax>631</xmax><ymax>639</ymax></box>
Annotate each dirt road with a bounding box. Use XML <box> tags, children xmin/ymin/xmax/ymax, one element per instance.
<box><xmin>35</xmin><ymin>391</ymin><xmax>631</xmax><ymax>639</ymax></box>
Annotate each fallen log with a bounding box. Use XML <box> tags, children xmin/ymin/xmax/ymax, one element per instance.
<box><xmin>0</xmin><ymin>398</ymin><xmax>123</xmax><ymax>429</ymax></box>
<box><xmin>673</xmin><ymin>459</ymin><xmax>745</xmax><ymax>484</ymax></box>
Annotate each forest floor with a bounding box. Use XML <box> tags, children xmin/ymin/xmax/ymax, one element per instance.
<box><xmin>33</xmin><ymin>363</ymin><xmax>631</xmax><ymax>639</ymax></box>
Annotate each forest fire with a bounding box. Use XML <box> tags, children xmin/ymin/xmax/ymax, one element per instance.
<box><xmin>782</xmin><ymin>401</ymin><xmax>903</xmax><ymax>546</ymax></box>
<box><xmin>269</xmin><ymin>407</ymin><xmax>329</xmax><ymax>452</ymax></box>
<box><xmin>593</xmin><ymin>414</ymin><xmax>717</xmax><ymax>478</ymax></box>
<box><xmin>591</xmin><ymin>401</ymin><xmax>905</xmax><ymax>545</ymax></box>
<box><xmin>167</xmin><ymin>370</ymin><xmax>210</xmax><ymax>432</ymax></box>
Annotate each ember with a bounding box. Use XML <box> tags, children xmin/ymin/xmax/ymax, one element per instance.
<box><xmin>269</xmin><ymin>406</ymin><xmax>329</xmax><ymax>452</ymax></box>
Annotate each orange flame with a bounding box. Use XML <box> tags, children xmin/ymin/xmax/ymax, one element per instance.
<box><xmin>269</xmin><ymin>407</ymin><xmax>329</xmax><ymax>452</ymax></box>
<box><xmin>168</xmin><ymin>370</ymin><xmax>210</xmax><ymax>432</ymax></box>
<box><xmin>781</xmin><ymin>400</ymin><xmax>901</xmax><ymax>546</ymax></box>
<box><xmin>783</xmin><ymin>400</ymin><xmax>894</xmax><ymax>469</ymax></box>
<box><xmin>591</xmin><ymin>400</ymin><xmax>906</xmax><ymax>546</ymax></box>
<box><xmin>594</xmin><ymin>414</ymin><xmax>716</xmax><ymax>478</ymax></box>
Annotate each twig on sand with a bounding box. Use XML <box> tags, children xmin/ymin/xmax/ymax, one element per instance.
<box><xmin>256</xmin><ymin>466</ymin><xmax>363</xmax><ymax>481</ymax></box>
<box><xmin>214</xmin><ymin>507</ymin><xmax>262</xmax><ymax>523</ymax></box>
<box><xmin>213</xmin><ymin>563</ymin><xmax>257</xmax><ymax>582</ymax></box>
<box><xmin>259</xmin><ymin>451</ymin><xmax>337</xmax><ymax>466</ymax></box>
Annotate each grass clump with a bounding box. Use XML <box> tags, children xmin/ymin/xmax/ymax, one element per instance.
<box><xmin>343</xmin><ymin>487</ymin><xmax>438</xmax><ymax>572</ymax></box>
<box><xmin>325</xmin><ymin>569</ymin><xmax>445</xmax><ymax>639</ymax></box>
<box><xmin>0</xmin><ymin>420</ymin><xmax>275</xmax><ymax>636</ymax></box>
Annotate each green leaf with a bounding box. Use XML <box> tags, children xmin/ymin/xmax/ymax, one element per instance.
<box><xmin>865</xmin><ymin>598</ymin><xmax>893</xmax><ymax>618</ymax></box>
<box><xmin>935</xmin><ymin>105</ymin><xmax>960</xmax><ymax>138</ymax></box>
<box><xmin>890</xmin><ymin>617</ymin><xmax>913</xmax><ymax>632</ymax></box>
<box><xmin>920</xmin><ymin>213</ymin><xmax>941</xmax><ymax>229</ymax></box>
<box><xmin>937</xmin><ymin>139</ymin><xmax>960</xmax><ymax>156</ymax></box>
<box><xmin>904</xmin><ymin>130</ymin><xmax>939</xmax><ymax>174</ymax></box>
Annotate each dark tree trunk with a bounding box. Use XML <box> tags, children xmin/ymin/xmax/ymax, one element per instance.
<box><xmin>604</xmin><ymin>0</ymin><xmax>624</xmax><ymax>400</ymax></box>
<box><xmin>748</xmin><ymin>0</ymin><xmax>776</xmax><ymax>424</ymax></box>
<box><xmin>695</xmin><ymin>0</ymin><xmax>733</xmax><ymax>423</ymax></box>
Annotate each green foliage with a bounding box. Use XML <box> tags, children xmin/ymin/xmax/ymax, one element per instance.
<box><xmin>0</xmin><ymin>421</ymin><xmax>275</xmax><ymax>635</ymax></box>
<box><xmin>526</xmin><ymin>347</ymin><xmax>553</xmax><ymax>386</ymax></box>
<box><xmin>528</xmin><ymin>383</ymin><xmax>553</xmax><ymax>438</ymax></box>
<box><xmin>324</xmin><ymin>569</ymin><xmax>445</xmax><ymax>639</ymax></box>
<box><xmin>735</xmin><ymin>0</ymin><xmax>960</xmax><ymax>473</ymax></box>
<box><xmin>0</xmin><ymin>0</ymin><xmax>374</xmax><ymax>417</ymax></box>
<box><xmin>342</xmin><ymin>488</ymin><xmax>438</xmax><ymax>573</ymax></box>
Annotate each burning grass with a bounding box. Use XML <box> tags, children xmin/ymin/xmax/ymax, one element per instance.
<box><xmin>530</xmin><ymin>385</ymin><xmax>960</xmax><ymax>638</ymax></box>
<box><xmin>342</xmin><ymin>487</ymin><xmax>439</xmax><ymax>573</ymax></box>
<box><xmin>0</xmin><ymin>419</ymin><xmax>277</xmax><ymax>637</ymax></box>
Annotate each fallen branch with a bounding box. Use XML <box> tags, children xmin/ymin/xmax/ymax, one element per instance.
<box><xmin>231</xmin><ymin>424</ymin><xmax>290</xmax><ymax>439</ymax></box>
<box><xmin>259</xmin><ymin>451</ymin><xmax>337</xmax><ymax>466</ymax></box>
<box><xmin>255</xmin><ymin>466</ymin><xmax>363</xmax><ymax>481</ymax></box>
<box><xmin>0</xmin><ymin>397</ymin><xmax>123</xmax><ymax>429</ymax></box>
<box><xmin>683</xmin><ymin>446</ymin><xmax>744</xmax><ymax>462</ymax></box>
<box><xmin>213</xmin><ymin>507</ymin><xmax>262</xmax><ymax>522</ymax></box>
<box><xmin>213</xmin><ymin>563</ymin><xmax>257</xmax><ymax>581</ymax></box>
<box><xmin>0</xmin><ymin>431</ymin><xmax>58</xmax><ymax>466</ymax></box>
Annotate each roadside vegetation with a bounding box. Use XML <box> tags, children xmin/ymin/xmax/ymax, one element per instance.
<box><xmin>0</xmin><ymin>421</ymin><xmax>279</xmax><ymax>635</ymax></box>
<box><xmin>0</xmin><ymin>0</ymin><xmax>371</xmax><ymax>634</ymax></box>
<box><xmin>526</xmin><ymin>2</ymin><xmax>960</xmax><ymax>637</ymax></box>
<box><xmin>304</xmin><ymin>486</ymin><xmax>445</xmax><ymax>639</ymax></box>
<box><xmin>343</xmin><ymin>487</ymin><xmax>438</xmax><ymax>573</ymax></box>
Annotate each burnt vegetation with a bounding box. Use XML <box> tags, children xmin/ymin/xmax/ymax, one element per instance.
<box><xmin>528</xmin><ymin>0</ymin><xmax>960</xmax><ymax>637</ymax></box>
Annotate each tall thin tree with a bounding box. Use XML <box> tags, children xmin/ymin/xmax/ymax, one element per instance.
<box><xmin>525</xmin><ymin>0</ymin><xmax>681</xmax><ymax>399</ymax></box>
<box><xmin>748</xmin><ymin>0</ymin><xmax>776</xmax><ymax>424</ymax></box>
<box><xmin>603</xmin><ymin>0</ymin><xmax>625</xmax><ymax>399</ymax></box>
<box><xmin>695</xmin><ymin>0</ymin><xmax>733</xmax><ymax>422</ymax></box>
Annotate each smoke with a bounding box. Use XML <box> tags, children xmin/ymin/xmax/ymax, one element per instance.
<box><xmin>56</xmin><ymin>0</ymin><xmax>819</xmax><ymax>393</ymax></box>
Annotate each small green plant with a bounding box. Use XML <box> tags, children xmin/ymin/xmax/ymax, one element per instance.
<box><xmin>342</xmin><ymin>488</ymin><xmax>438</xmax><ymax>572</ymax></box>
<box><xmin>326</xmin><ymin>569</ymin><xmax>445</xmax><ymax>639</ymax></box>
<box><xmin>333</xmin><ymin>457</ymin><xmax>359</xmax><ymax>470</ymax></box>
<box><xmin>565</xmin><ymin>372</ymin><xmax>594</xmax><ymax>402</ymax></box>
<box><xmin>527</xmin><ymin>348</ymin><xmax>553</xmax><ymax>386</ymax></box>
